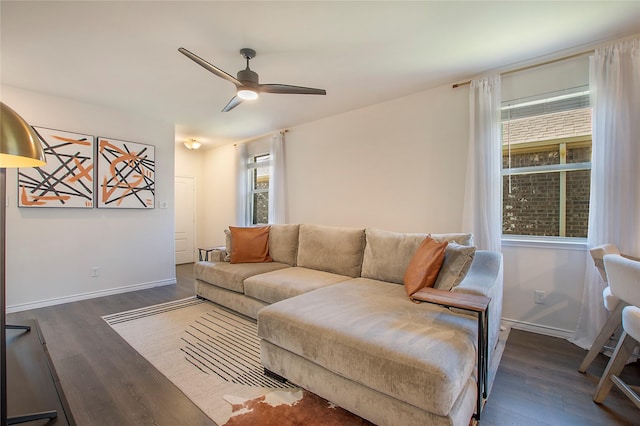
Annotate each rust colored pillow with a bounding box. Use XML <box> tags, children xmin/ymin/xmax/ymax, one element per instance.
<box><xmin>229</xmin><ymin>226</ymin><xmax>273</xmax><ymax>264</ymax></box>
<box><xmin>403</xmin><ymin>236</ymin><xmax>448</xmax><ymax>297</ymax></box>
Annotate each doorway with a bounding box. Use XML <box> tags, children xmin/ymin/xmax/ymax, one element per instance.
<box><xmin>175</xmin><ymin>176</ymin><xmax>195</xmax><ymax>264</ymax></box>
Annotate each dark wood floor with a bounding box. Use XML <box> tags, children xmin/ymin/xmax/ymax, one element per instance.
<box><xmin>8</xmin><ymin>264</ymin><xmax>639</xmax><ymax>425</ymax></box>
<box><xmin>480</xmin><ymin>328</ymin><xmax>639</xmax><ymax>425</ymax></box>
<box><xmin>8</xmin><ymin>264</ymin><xmax>214</xmax><ymax>426</ymax></box>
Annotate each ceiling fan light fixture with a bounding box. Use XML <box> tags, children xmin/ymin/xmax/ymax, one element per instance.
<box><xmin>237</xmin><ymin>88</ymin><xmax>258</xmax><ymax>100</ymax></box>
<box><xmin>179</xmin><ymin>47</ymin><xmax>325</xmax><ymax>112</ymax></box>
<box><xmin>184</xmin><ymin>139</ymin><xmax>202</xmax><ymax>150</ymax></box>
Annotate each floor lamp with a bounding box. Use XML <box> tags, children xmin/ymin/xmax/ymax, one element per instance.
<box><xmin>0</xmin><ymin>102</ymin><xmax>51</xmax><ymax>426</ymax></box>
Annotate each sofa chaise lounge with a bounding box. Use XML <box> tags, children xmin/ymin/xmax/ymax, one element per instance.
<box><xmin>194</xmin><ymin>224</ymin><xmax>503</xmax><ymax>425</ymax></box>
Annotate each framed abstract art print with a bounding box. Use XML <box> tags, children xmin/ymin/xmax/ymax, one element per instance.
<box><xmin>97</xmin><ymin>137</ymin><xmax>155</xmax><ymax>208</ymax></box>
<box><xmin>18</xmin><ymin>127</ymin><xmax>95</xmax><ymax>208</ymax></box>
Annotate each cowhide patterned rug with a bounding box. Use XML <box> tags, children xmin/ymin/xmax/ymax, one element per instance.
<box><xmin>222</xmin><ymin>389</ymin><xmax>372</xmax><ymax>426</ymax></box>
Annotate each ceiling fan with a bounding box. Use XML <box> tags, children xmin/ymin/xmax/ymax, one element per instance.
<box><xmin>178</xmin><ymin>47</ymin><xmax>327</xmax><ymax>112</ymax></box>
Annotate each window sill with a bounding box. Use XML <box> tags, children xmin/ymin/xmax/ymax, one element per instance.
<box><xmin>501</xmin><ymin>235</ymin><xmax>587</xmax><ymax>251</ymax></box>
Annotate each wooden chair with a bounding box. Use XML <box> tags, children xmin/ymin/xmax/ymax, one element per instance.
<box><xmin>592</xmin><ymin>254</ymin><xmax>640</xmax><ymax>409</ymax></box>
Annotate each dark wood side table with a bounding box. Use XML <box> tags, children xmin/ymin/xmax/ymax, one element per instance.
<box><xmin>198</xmin><ymin>246</ymin><xmax>225</xmax><ymax>262</ymax></box>
<box><xmin>411</xmin><ymin>287</ymin><xmax>490</xmax><ymax>421</ymax></box>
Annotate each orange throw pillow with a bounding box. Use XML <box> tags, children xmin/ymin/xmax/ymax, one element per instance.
<box><xmin>229</xmin><ymin>226</ymin><xmax>273</xmax><ymax>264</ymax></box>
<box><xmin>403</xmin><ymin>236</ymin><xmax>448</xmax><ymax>297</ymax></box>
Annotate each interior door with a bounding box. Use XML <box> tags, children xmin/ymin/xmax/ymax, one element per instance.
<box><xmin>175</xmin><ymin>176</ymin><xmax>195</xmax><ymax>264</ymax></box>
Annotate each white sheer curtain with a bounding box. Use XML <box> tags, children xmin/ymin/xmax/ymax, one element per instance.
<box><xmin>268</xmin><ymin>131</ymin><xmax>287</xmax><ymax>224</ymax></box>
<box><xmin>235</xmin><ymin>143</ymin><xmax>248</xmax><ymax>226</ymax></box>
<box><xmin>571</xmin><ymin>37</ymin><xmax>640</xmax><ymax>349</ymax></box>
<box><xmin>462</xmin><ymin>74</ymin><xmax>502</xmax><ymax>252</ymax></box>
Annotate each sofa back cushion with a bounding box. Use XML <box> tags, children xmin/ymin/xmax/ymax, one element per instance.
<box><xmin>269</xmin><ymin>224</ymin><xmax>300</xmax><ymax>266</ymax></box>
<box><xmin>296</xmin><ymin>224</ymin><xmax>366</xmax><ymax>278</ymax></box>
<box><xmin>361</xmin><ymin>228</ymin><xmax>473</xmax><ymax>284</ymax></box>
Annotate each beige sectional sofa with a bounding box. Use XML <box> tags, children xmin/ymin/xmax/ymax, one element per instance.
<box><xmin>194</xmin><ymin>224</ymin><xmax>503</xmax><ymax>426</ymax></box>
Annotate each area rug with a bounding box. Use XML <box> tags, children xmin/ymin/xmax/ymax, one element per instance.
<box><xmin>103</xmin><ymin>297</ymin><xmax>372</xmax><ymax>425</ymax></box>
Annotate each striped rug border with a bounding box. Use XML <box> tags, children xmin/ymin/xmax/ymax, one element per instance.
<box><xmin>103</xmin><ymin>296</ymin><xmax>206</xmax><ymax>325</ymax></box>
<box><xmin>103</xmin><ymin>296</ymin><xmax>295</xmax><ymax>389</ymax></box>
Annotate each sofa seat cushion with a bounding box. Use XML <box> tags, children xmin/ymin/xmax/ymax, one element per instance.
<box><xmin>244</xmin><ymin>267</ymin><xmax>350</xmax><ymax>304</ymax></box>
<box><xmin>194</xmin><ymin>261</ymin><xmax>290</xmax><ymax>293</ymax></box>
<box><xmin>257</xmin><ymin>278</ymin><xmax>477</xmax><ymax>416</ymax></box>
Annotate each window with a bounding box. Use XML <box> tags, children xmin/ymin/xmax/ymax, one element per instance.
<box><xmin>502</xmin><ymin>88</ymin><xmax>591</xmax><ymax>238</ymax></box>
<box><xmin>247</xmin><ymin>153</ymin><xmax>270</xmax><ymax>225</ymax></box>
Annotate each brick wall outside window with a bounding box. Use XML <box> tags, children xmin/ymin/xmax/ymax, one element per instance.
<box><xmin>502</xmin><ymin>108</ymin><xmax>591</xmax><ymax>238</ymax></box>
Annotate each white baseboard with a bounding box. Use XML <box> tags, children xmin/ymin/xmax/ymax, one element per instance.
<box><xmin>502</xmin><ymin>318</ymin><xmax>575</xmax><ymax>340</ymax></box>
<box><xmin>6</xmin><ymin>278</ymin><xmax>177</xmax><ymax>313</ymax></box>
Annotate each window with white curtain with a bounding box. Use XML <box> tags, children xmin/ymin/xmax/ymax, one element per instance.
<box><xmin>247</xmin><ymin>152</ymin><xmax>271</xmax><ymax>225</ymax></box>
<box><xmin>501</xmin><ymin>86</ymin><xmax>592</xmax><ymax>239</ymax></box>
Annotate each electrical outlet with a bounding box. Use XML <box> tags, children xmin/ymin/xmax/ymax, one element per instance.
<box><xmin>91</xmin><ymin>267</ymin><xmax>100</xmax><ymax>277</ymax></box>
<box><xmin>534</xmin><ymin>290</ymin><xmax>545</xmax><ymax>304</ymax></box>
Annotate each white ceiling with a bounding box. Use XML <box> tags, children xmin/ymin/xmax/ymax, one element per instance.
<box><xmin>2</xmin><ymin>1</ymin><xmax>640</xmax><ymax>149</ymax></box>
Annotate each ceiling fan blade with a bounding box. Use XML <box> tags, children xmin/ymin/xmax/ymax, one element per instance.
<box><xmin>259</xmin><ymin>84</ymin><xmax>326</xmax><ymax>96</ymax></box>
<box><xmin>222</xmin><ymin>96</ymin><xmax>242</xmax><ymax>112</ymax></box>
<box><xmin>179</xmin><ymin>47</ymin><xmax>241</xmax><ymax>86</ymax></box>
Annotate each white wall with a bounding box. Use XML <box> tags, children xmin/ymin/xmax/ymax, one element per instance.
<box><xmin>502</xmin><ymin>242</ymin><xmax>587</xmax><ymax>336</ymax></box>
<box><xmin>201</xmin><ymin>144</ymin><xmax>237</xmax><ymax>247</ymax></box>
<box><xmin>2</xmin><ymin>85</ymin><xmax>176</xmax><ymax>311</ymax></box>
<box><xmin>201</xmin><ymin>82</ymin><xmax>469</xmax><ymax>237</ymax></box>
<box><xmin>285</xmin><ymin>84</ymin><xmax>469</xmax><ymax>232</ymax></box>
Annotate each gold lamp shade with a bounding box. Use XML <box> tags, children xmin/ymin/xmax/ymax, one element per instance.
<box><xmin>0</xmin><ymin>102</ymin><xmax>46</xmax><ymax>168</ymax></box>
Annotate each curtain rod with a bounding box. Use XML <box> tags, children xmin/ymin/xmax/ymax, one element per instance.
<box><xmin>452</xmin><ymin>50</ymin><xmax>593</xmax><ymax>89</ymax></box>
<box><xmin>233</xmin><ymin>129</ymin><xmax>288</xmax><ymax>146</ymax></box>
